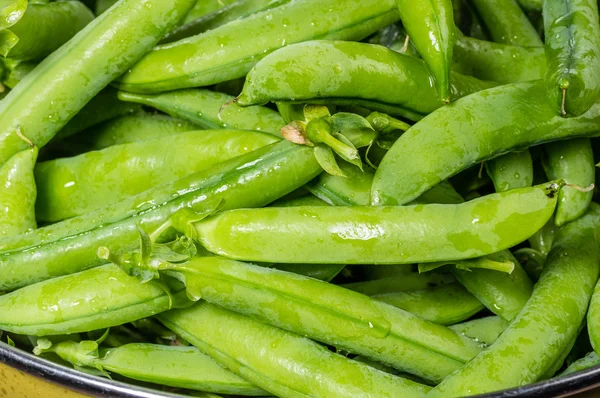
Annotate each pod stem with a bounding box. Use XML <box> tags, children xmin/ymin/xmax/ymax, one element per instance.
<box><xmin>15</xmin><ymin>125</ymin><xmax>34</xmax><ymax>148</ymax></box>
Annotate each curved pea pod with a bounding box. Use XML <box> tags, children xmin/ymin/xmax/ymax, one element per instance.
<box><xmin>371</xmin><ymin>81</ymin><xmax>600</xmax><ymax>206</ymax></box>
<box><xmin>237</xmin><ymin>40</ymin><xmax>495</xmax><ymax>121</ymax></box>
<box><xmin>560</xmin><ymin>352</ymin><xmax>600</xmax><ymax>376</ymax></box>
<box><xmin>118</xmin><ymin>89</ymin><xmax>285</xmax><ymax>136</ymax></box>
<box><xmin>38</xmin><ymin>342</ymin><xmax>267</xmax><ymax>396</ymax></box>
<box><xmin>0</xmin><ymin>141</ymin><xmax>322</xmax><ymax>291</ymax></box>
<box><xmin>116</xmin><ymin>0</ymin><xmax>400</xmax><ymax>93</ymax></box>
<box><xmin>0</xmin><ymin>1</ymin><xmax>94</xmax><ymax>61</ymax></box>
<box><xmin>429</xmin><ymin>204</ymin><xmax>600</xmax><ymax>397</ymax></box>
<box><xmin>192</xmin><ymin>182</ymin><xmax>560</xmax><ymax>264</ymax></box>
<box><xmin>486</xmin><ymin>150</ymin><xmax>534</xmax><ymax>192</ymax></box>
<box><xmin>372</xmin><ymin>283</ymin><xmax>484</xmax><ymax>325</ymax></box>
<box><xmin>343</xmin><ymin>272</ymin><xmax>456</xmax><ymax>296</ymax></box>
<box><xmin>470</xmin><ymin>0</ymin><xmax>543</xmax><ymax>46</ymax></box>
<box><xmin>271</xmin><ymin>263</ymin><xmax>345</xmax><ymax>282</ymax></box>
<box><xmin>36</xmin><ymin>130</ymin><xmax>278</xmax><ymax>222</ymax></box>
<box><xmin>449</xmin><ymin>316</ymin><xmax>509</xmax><ymax>346</ymax></box>
<box><xmin>395</xmin><ymin>0</ymin><xmax>455</xmax><ymax>102</ymax></box>
<box><xmin>0</xmin><ymin>0</ymin><xmax>197</xmax><ymax>166</ymax></box>
<box><xmin>453</xmin><ymin>34</ymin><xmax>546</xmax><ymax>84</ymax></box>
<box><xmin>544</xmin><ymin>0</ymin><xmax>600</xmax><ymax>116</ymax></box>
<box><xmin>160</xmin><ymin>303</ymin><xmax>431</xmax><ymax>398</ymax></box>
<box><xmin>543</xmin><ymin>138</ymin><xmax>595</xmax><ymax>226</ymax></box>
<box><xmin>0</xmin><ymin>264</ymin><xmax>191</xmax><ymax>336</ymax></box>
<box><xmin>183</xmin><ymin>0</ymin><xmax>239</xmax><ymax>23</ymax></box>
<box><xmin>0</xmin><ymin>146</ymin><xmax>37</xmax><ymax>238</ymax></box>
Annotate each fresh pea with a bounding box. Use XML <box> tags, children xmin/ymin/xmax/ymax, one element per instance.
<box><xmin>342</xmin><ymin>272</ymin><xmax>456</xmax><ymax>296</ymax></box>
<box><xmin>36</xmin><ymin>130</ymin><xmax>278</xmax><ymax>222</ymax></box>
<box><xmin>0</xmin><ymin>1</ymin><xmax>94</xmax><ymax>61</ymax></box>
<box><xmin>543</xmin><ymin>138</ymin><xmax>595</xmax><ymax>226</ymax></box>
<box><xmin>0</xmin><ymin>141</ymin><xmax>322</xmax><ymax>291</ymax></box>
<box><xmin>191</xmin><ymin>182</ymin><xmax>559</xmax><ymax>264</ymax></box>
<box><xmin>237</xmin><ymin>40</ymin><xmax>495</xmax><ymax>121</ymax></box>
<box><xmin>160</xmin><ymin>302</ymin><xmax>432</xmax><ymax>397</ymax></box>
<box><xmin>0</xmin><ymin>0</ymin><xmax>197</xmax><ymax>166</ymax></box>
<box><xmin>544</xmin><ymin>0</ymin><xmax>600</xmax><ymax>116</ymax></box>
<box><xmin>486</xmin><ymin>150</ymin><xmax>534</xmax><ymax>192</ymax></box>
<box><xmin>118</xmin><ymin>89</ymin><xmax>285</xmax><ymax>136</ymax></box>
<box><xmin>449</xmin><ymin>316</ymin><xmax>509</xmax><ymax>346</ymax></box>
<box><xmin>0</xmin><ymin>146</ymin><xmax>37</xmax><ymax>238</ymax></box>
<box><xmin>371</xmin><ymin>81</ymin><xmax>600</xmax><ymax>206</ymax></box>
<box><xmin>372</xmin><ymin>283</ymin><xmax>484</xmax><ymax>325</ymax></box>
<box><xmin>429</xmin><ymin>204</ymin><xmax>600</xmax><ymax>396</ymax></box>
<box><xmin>117</xmin><ymin>0</ymin><xmax>400</xmax><ymax>93</ymax></box>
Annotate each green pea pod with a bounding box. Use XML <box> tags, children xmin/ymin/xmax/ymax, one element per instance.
<box><xmin>395</xmin><ymin>0</ymin><xmax>456</xmax><ymax>102</ymax></box>
<box><xmin>544</xmin><ymin>0</ymin><xmax>600</xmax><ymax>116</ymax></box>
<box><xmin>517</xmin><ymin>0</ymin><xmax>543</xmax><ymax>10</ymax></box>
<box><xmin>78</xmin><ymin>114</ymin><xmax>197</xmax><ymax>150</ymax></box>
<box><xmin>0</xmin><ymin>0</ymin><xmax>197</xmax><ymax>166</ymax></box>
<box><xmin>117</xmin><ymin>0</ymin><xmax>400</xmax><ymax>93</ymax></box>
<box><xmin>429</xmin><ymin>204</ymin><xmax>600</xmax><ymax>396</ymax></box>
<box><xmin>237</xmin><ymin>40</ymin><xmax>495</xmax><ymax>121</ymax></box>
<box><xmin>95</xmin><ymin>0</ymin><xmax>118</xmax><ymax>15</ymax></box>
<box><xmin>160</xmin><ymin>303</ymin><xmax>431</xmax><ymax>397</ymax></box>
<box><xmin>39</xmin><ymin>342</ymin><xmax>267</xmax><ymax>396</ymax></box>
<box><xmin>372</xmin><ymin>283</ymin><xmax>484</xmax><ymax>325</ymax></box>
<box><xmin>543</xmin><ymin>138</ymin><xmax>595</xmax><ymax>226</ymax></box>
<box><xmin>163</xmin><ymin>0</ymin><xmax>293</xmax><ymax>44</ymax></box>
<box><xmin>183</xmin><ymin>0</ymin><xmax>239</xmax><ymax>23</ymax></box>
<box><xmin>192</xmin><ymin>182</ymin><xmax>560</xmax><ymax>264</ymax></box>
<box><xmin>449</xmin><ymin>316</ymin><xmax>509</xmax><ymax>346</ymax></box>
<box><xmin>560</xmin><ymin>352</ymin><xmax>600</xmax><ymax>376</ymax></box>
<box><xmin>271</xmin><ymin>263</ymin><xmax>345</xmax><ymax>282</ymax></box>
<box><xmin>486</xmin><ymin>150</ymin><xmax>534</xmax><ymax>192</ymax></box>
<box><xmin>118</xmin><ymin>89</ymin><xmax>285</xmax><ymax>136</ymax></box>
<box><xmin>36</xmin><ymin>130</ymin><xmax>278</xmax><ymax>222</ymax></box>
<box><xmin>0</xmin><ymin>141</ymin><xmax>321</xmax><ymax>291</ymax></box>
<box><xmin>0</xmin><ymin>146</ymin><xmax>37</xmax><ymax>238</ymax></box>
<box><xmin>371</xmin><ymin>81</ymin><xmax>600</xmax><ymax>206</ymax></box>
<box><xmin>453</xmin><ymin>34</ymin><xmax>546</xmax><ymax>84</ymax></box>
<box><xmin>343</xmin><ymin>272</ymin><xmax>456</xmax><ymax>296</ymax></box>
<box><xmin>270</xmin><ymin>194</ymin><xmax>328</xmax><ymax>207</ymax></box>
<box><xmin>471</xmin><ymin>0</ymin><xmax>543</xmax><ymax>46</ymax></box>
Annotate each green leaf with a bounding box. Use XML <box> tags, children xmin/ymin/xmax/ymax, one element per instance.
<box><xmin>366</xmin><ymin>112</ymin><xmax>411</xmax><ymax>134</ymax></box>
<box><xmin>33</xmin><ymin>338</ymin><xmax>53</xmax><ymax>355</ymax></box>
<box><xmin>331</xmin><ymin>132</ymin><xmax>363</xmax><ymax>171</ymax></box>
<box><xmin>314</xmin><ymin>145</ymin><xmax>346</xmax><ymax>177</ymax></box>
<box><xmin>0</xmin><ymin>29</ymin><xmax>17</xmax><ymax>58</ymax></box>
<box><xmin>303</xmin><ymin>104</ymin><xmax>330</xmax><ymax>121</ymax></box>
<box><xmin>6</xmin><ymin>335</ymin><xmax>15</xmax><ymax>347</ymax></box>
<box><xmin>331</xmin><ymin>112</ymin><xmax>377</xmax><ymax>149</ymax></box>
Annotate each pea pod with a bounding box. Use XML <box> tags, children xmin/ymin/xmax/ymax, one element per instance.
<box><xmin>395</xmin><ymin>0</ymin><xmax>455</xmax><ymax>102</ymax></box>
<box><xmin>117</xmin><ymin>89</ymin><xmax>285</xmax><ymax>136</ymax></box>
<box><xmin>0</xmin><ymin>146</ymin><xmax>37</xmax><ymax>238</ymax></box>
<box><xmin>183</xmin><ymin>0</ymin><xmax>239</xmax><ymax>23</ymax></box>
<box><xmin>0</xmin><ymin>0</ymin><xmax>197</xmax><ymax>166</ymax></box>
<box><xmin>160</xmin><ymin>302</ymin><xmax>431</xmax><ymax>398</ymax></box>
<box><xmin>342</xmin><ymin>272</ymin><xmax>456</xmax><ymax>296</ymax></box>
<box><xmin>560</xmin><ymin>352</ymin><xmax>600</xmax><ymax>376</ymax></box>
<box><xmin>485</xmin><ymin>150</ymin><xmax>534</xmax><ymax>192</ymax></box>
<box><xmin>117</xmin><ymin>0</ymin><xmax>400</xmax><ymax>93</ymax></box>
<box><xmin>0</xmin><ymin>141</ymin><xmax>321</xmax><ymax>291</ymax></box>
<box><xmin>371</xmin><ymin>81</ymin><xmax>600</xmax><ymax>206</ymax></box>
<box><xmin>191</xmin><ymin>182</ymin><xmax>559</xmax><ymax>264</ymax></box>
<box><xmin>429</xmin><ymin>204</ymin><xmax>600</xmax><ymax>396</ymax></box>
<box><xmin>36</xmin><ymin>130</ymin><xmax>278</xmax><ymax>222</ymax></box>
<box><xmin>544</xmin><ymin>0</ymin><xmax>600</xmax><ymax>116</ymax></box>
<box><xmin>517</xmin><ymin>0</ymin><xmax>543</xmax><ymax>11</ymax></box>
<box><xmin>543</xmin><ymin>138</ymin><xmax>595</xmax><ymax>226</ymax></box>
<box><xmin>449</xmin><ymin>316</ymin><xmax>509</xmax><ymax>346</ymax></box>
<box><xmin>95</xmin><ymin>0</ymin><xmax>118</xmax><ymax>15</ymax></box>
<box><xmin>237</xmin><ymin>40</ymin><xmax>495</xmax><ymax>121</ymax></box>
<box><xmin>0</xmin><ymin>1</ymin><xmax>94</xmax><ymax>61</ymax></box>
<box><xmin>37</xmin><ymin>342</ymin><xmax>267</xmax><ymax>396</ymax></box>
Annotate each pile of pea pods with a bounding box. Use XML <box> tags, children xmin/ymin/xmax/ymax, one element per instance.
<box><xmin>4</xmin><ymin>0</ymin><xmax>600</xmax><ymax>396</ymax></box>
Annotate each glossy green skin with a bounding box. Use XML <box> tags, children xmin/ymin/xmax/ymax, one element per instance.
<box><xmin>271</xmin><ymin>263</ymin><xmax>345</xmax><ymax>282</ymax></box>
<box><xmin>371</xmin><ymin>81</ymin><xmax>600</xmax><ymax>206</ymax></box>
<box><xmin>194</xmin><ymin>183</ymin><xmax>558</xmax><ymax>264</ymax></box>
<box><xmin>80</xmin><ymin>114</ymin><xmax>197</xmax><ymax>150</ymax></box>
<box><xmin>453</xmin><ymin>251</ymin><xmax>533</xmax><ymax>322</ymax></box>
<box><xmin>453</xmin><ymin>35</ymin><xmax>546</xmax><ymax>84</ymax></box>
<box><xmin>163</xmin><ymin>0</ymin><xmax>292</xmax><ymax>44</ymax></box>
<box><xmin>95</xmin><ymin>0</ymin><xmax>118</xmax><ymax>15</ymax></box>
<box><xmin>471</xmin><ymin>0</ymin><xmax>543</xmax><ymax>46</ymax></box>
<box><xmin>0</xmin><ymin>141</ymin><xmax>321</xmax><ymax>291</ymax></box>
<box><xmin>183</xmin><ymin>0</ymin><xmax>239</xmax><ymax>23</ymax></box>
<box><xmin>159</xmin><ymin>302</ymin><xmax>432</xmax><ymax>397</ymax></box>
<box><xmin>117</xmin><ymin>0</ymin><xmax>400</xmax><ymax>93</ymax></box>
<box><xmin>559</xmin><ymin>352</ymin><xmax>600</xmax><ymax>376</ymax></box>
<box><xmin>0</xmin><ymin>264</ymin><xmax>191</xmax><ymax>336</ymax></box>
<box><xmin>486</xmin><ymin>150</ymin><xmax>534</xmax><ymax>192</ymax></box>
<box><xmin>36</xmin><ymin>130</ymin><xmax>278</xmax><ymax>221</ymax></box>
<box><xmin>118</xmin><ymin>89</ymin><xmax>284</xmax><ymax>136</ymax></box>
<box><xmin>238</xmin><ymin>41</ymin><xmax>494</xmax><ymax>121</ymax></box>
<box><xmin>96</xmin><ymin>344</ymin><xmax>266</xmax><ymax>395</ymax></box>
<box><xmin>1</xmin><ymin>2</ymin><xmax>94</xmax><ymax>61</ymax></box>
<box><xmin>544</xmin><ymin>0</ymin><xmax>600</xmax><ymax>116</ymax></box>
<box><xmin>517</xmin><ymin>0</ymin><xmax>543</xmax><ymax>10</ymax></box>
<box><xmin>587</xmin><ymin>256</ymin><xmax>600</xmax><ymax>352</ymax></box>
<box><xmin>449</xmin><ymin>316</ymin><xmax>509</xmax><ymax>346</ymax></box>
<box><xmin>373</xmin><ymin>283</ymin><xmax>484</xmax><ymax>325</ymax></box>
<box><xmin>0</xmin><ymin>0</ymin><xmax>197</xmax><ymax>166</ymax></box>
<box><xmin>395</xmin><ymin>0</ymin><xmax>456</xmax><ymax>101</ymax></box>
<box><xmin>343</xmin><ymin>272</ymin><xmax>456</xmax><ymax>296</ymax></box>
<box><xmin>176</xmin><ymin>256</ymin><xmax>483</xmax><ymax>383</ymax></box>
<box><xmin>429</xmin><ymin>205</ymin><xmax>600</xmax><ymax>397</ymax></box>
<box><xmin>0</xmin><ymin>147</ymin><xmax>37</xmax><ymax>238</ymax></box>
<box><xmin>543</xmin><ymin>138</ymin><xmax>595</xmax><ymax>226</ymax></box>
